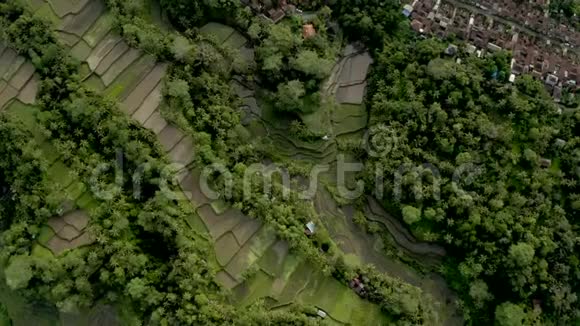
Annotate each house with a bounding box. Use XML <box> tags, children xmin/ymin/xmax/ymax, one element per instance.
<box><xmin>487</xmin><ymin>42</ymin><xmax>502</xmax><ymax>52</ymax></box>
<box><xmin>406</xmin><ymin>0</ymin><xmax>580</xmax><ymax>86</ymax></box>
<box><xmin>553</xmin><ymin>85</ymin><xmax>562</xmax><ymax>102</ymax></box>
<box><xmin>466</xmin><ymin>44</ymin><xmax>477</xmax><ymax>54</ymax></box>
<box><xmin>545</xmin><ymin>73</ymin><xmax>558</xmax><ymax>87</ymax></box>
<box><xmin>349</xmin><ymin>276</ymin><xmax>367</xmax><ymax>297</ymax></box>
<box><xmin>304</xmin><ymin>221</ymin><xmax>316</xmax><ymax>236</ymax></box>
<box><xmin>539</xmin><ymin>158</ymin><xmax>552</xmax><ymax>168</ymax></box>
<box><xmin>411</xmin><ymin>19</ymin><xmax>424</xmax><ymax>32</ymax></box>
<box><xmin>554</xmin><ymin>138</ymin><xmax>566</xmax><ymax>148</ymax></box>
<box><xmin>243</xmin><ymin>0</ymin><xmax>292</xmax><ymax>23</ymax></box>
<box><xmin>303</xmin><ymin>24</ymin><xmax>316</xmax><ymax>38</ymax></box>
<box><xmin>316</xmin><ymin>309</ymin><xmax>327</xmax><ymax>318</ymax></box>
<box><xmin>268</xmin><ymin>8</ymin><xmax>286</xmax><ymax>23</ymax></box>
<box><xmin>402</xmin><ymin>4</ymin><xmax>414</xmax><ymax>17</ymax></box>
<box><xmin>445</xmin><ymin>44</ymin><xmax>458</xmax><ymax>55</ymax></box>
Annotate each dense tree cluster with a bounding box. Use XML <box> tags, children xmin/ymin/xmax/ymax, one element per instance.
<box><xmin>0</xmin><ymin>2</ymin><xmax>314</xmax><ymax>325</ymax></box>
<box><xmin>359</xmin><ymin>37</ymin><xmax>580</xmax><ymax>324</ymax></box>
<box><xmin>0</xmin><ymin>1</ymin><xmax>333</xmax><ymax>325</ymax></box>
<box><xmin>10</xmin><ymin>0</ymin><xmax>577</xmax><ymax>324</ymax></box>
<box><xmin>549</xmin><ymin>0</ymin><xmax>579</xmax><ymax>26</ymax></box>
<box><xmin>330</xmin><ymin>0</ymin><xmax>406</xmax><ymax>48</ymax></box>
<box><xmin>250</xmin><ymin>13</ymin><xmax>338</xmax><ymax>114</ymax></box>
<box><xmin>105</xmin><ymin>0</ymin><xmax>173</xmax><ymax>60</ymax></box>
<box><xmin>0</xmin><ymin>117</ymin><xmax>58</xmax><ymax>232</ymax></box>
<box><xmin>129</xmin><ymin>1</ymin><xmax>438</xmax><ymax>323</ymax></box>
<box><xmin>0</xmin><ymin>301</ymin><xmax>9</xmax><ymax>326</ymax></box>
<box><xmin>109</xmin><ymin>0</ymin><xmax>580</xmax><ymax>324</ymax></box>
<box><xmin>331</xmin><ymin>259</ymin><xmax>438</xmax><ymax>324</ymax></box>
<box><xmin>160</xmin><ymin>0</ymin><xmax>251</xmax><ymax>31</ymax></box>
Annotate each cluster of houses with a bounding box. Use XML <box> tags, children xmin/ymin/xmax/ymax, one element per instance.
<box><xmin>468</xmin><ymin>0</ymin><xmax>579</xmax><ymax>47</ymax></box>
<box><xmin>241</xmin><ymin>0</ymin><xmax>301</xmax><ymax>23</ymax></box>
<box><xmin>405</xmin><ymin>0</ymin><xmax>579</xmax><ymax>103</ymax></box>
<box><xmin>240</xmin><ymin>0</ymin><xmax>317</xmax><ymax>37</ymax></box>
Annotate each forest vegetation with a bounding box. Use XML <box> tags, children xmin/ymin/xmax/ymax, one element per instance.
<box><xmin>0</xmin><ymin>0</ymin><xmax>578</xmax><ymax>325</ymax></box>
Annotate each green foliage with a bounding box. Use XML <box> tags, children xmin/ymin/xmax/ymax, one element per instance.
<box><xmin>0</xmin><ymin>116</ymin><xmax>56</xmax><ymax>232</ymax></box>
<box><xmin>362</xmin><ymin>35</ymin><xmax>580</xmax><ymax>324</ymax></box>
<box><xmin>4</xmin><ymin>255</ymin><xmax>32</xmax><ymax>290</ymax></box>
<box><xmin>275</xmin><ymin>80</ymin><xmax>306</xmax><ymax>113</ymax></box>
<box><xmin>0</xmin><ymin>302</ymin><xmax>9</xmax><ymax>326</ymax></box>
<box><xmin>160</xmin><ymin>0</ymin><xmax>250</xmax><ymax>30</ymax></box>
<box><xmin>100</xmin><ymin>1</ymin><xmax>379</xmax><ymax>324</ymax></box>
<box><xmin>254</xmin><ymin>19</ymin><xmax>336</xmax><ymax>90</ymax></box>
<box><xmin>0</xmin><ymin>2</ymin><xmax>238</xmax><ymax>324</ymax></box>
<box><xmin>5</xmin><ymin>1</ymin><xmax>560</xmax><ymax>325</ymax></box>
<box><xmin>105</xmin><ymin>0</ymin><xmax>174</xmax><ymax>60</ymax></box>
<box><xmin>469</xmin><ymin>280</ymin><xmax>493</xmax><ymax>308</ymax></box>
<box><xmin>164</xmin><ymin>70</ymin><xmax>242</xmax><ymax>150</ymax></box>
<box><xmin>415</xmin><ymin>38</ymin><xmax>446</xmax><ymax>63</ymax></box>
<box><xmin>291</xmin><ymin>49</ymin><xmax>334</xmax><ymax>80</ymax></box>
<box><xmin>353</xmin><ymin>265</ymin><xmax>438</xmax><ymax>324</ymax></box>
<box><xmin>495</xmin><ymin>302</ymin><xmax>527</xmax><ymax>326</ymax></box>
<box><xmin>289</xmin><ymin>120</ymin><xmax>324</xmax><ymax>141</ymax></box>
<box><xmin>508</xmin><ymin>242</ymin><xmax>535</xmax><ymax>267</ymax></box>
<box><xmin>550</xmin><ymin>0</ymin><xmax>580</xmax><ymax>25</ymax></box>
<box><xmin>331</xmin><ymin>0</ymin><xmax>404</xmax><ymax>49</ymax></box>
<box><xmin>402</xmin><ymin>206</ymin><xmax>421</xmax><ymax>225</ymax></box>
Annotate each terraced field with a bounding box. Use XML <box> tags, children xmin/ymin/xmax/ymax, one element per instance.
<box><xmin>29</xmin><ymin>0</ymin><xmax>196</xmax><ymax>171</ymax></box>
<box><xmin>0</xmin><ymin>70</ymin><xmax>108</xmax><ymax>324</ymax></box>
<box><xmin>17</xmin><ymin>2</ymin><xmax>392</xmax><ymax>323</ymax></box>
<box><xmin>243</xmin><ymin>43</ymin><xmax>374</xmax><ymax>165</ymax></box>
<box><xmin>0</xmin><ymin>46</ymin><xmax>97</xmax><ymax>229</ymax></box>
<box><xmin>181</xmin><ymin>172</ymin><xmax>391</xmax><ymax>324</ymax></box>
<box><xmin>5</xmin><ymin>102</ymin><xmax>99</xmax><ymax>255</ymax></box>
<box><xmin>327</xmin><ymin>44</ymin><xmax>372</xmax><ymax>142</ymax></box>
<box><xmin>314</xmin><ymin>186</ymin><xmax>463</xmax><ymax>324</ymax></box>
<box><xmin>0</xmin><ymin>43</ymin><xmax>39</xmax><ymax>110</ymax></box>
<box><xmin>258</xmin><ymin>95</ymin><xmax>339</xmax><ymax>164</ymax></box>
<box><xmin>9</xmin><ymin>3</ymin><xmax>465</xmax><ymax>324</ymax></box>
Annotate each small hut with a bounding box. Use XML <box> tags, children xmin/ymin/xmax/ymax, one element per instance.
<box><xmin>304</xmin><ymin>221</ymin><xmax>316</xmax><ymax>236</ymax></box>
<box><xmin>349</xmin><ymin>276</ymin><xmax>367</xmax><ymax>297</ymax></box>
<box><xmin>539</xmin><ymin>158</ymin><xmax>552</xmax><ymax>168</ymax></box>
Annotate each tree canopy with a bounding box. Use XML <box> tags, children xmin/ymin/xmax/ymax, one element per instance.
<box><xmin>359</xmin><ymin>36</ymin><xmax>580</xmax><ymax>323</ymax></box>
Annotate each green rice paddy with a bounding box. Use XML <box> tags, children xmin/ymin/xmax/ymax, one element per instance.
<box><xmin>104</xmin><ymin>55</ymin><xmax>156</xmax><ymax>99</ymax></box>
<box><xmin>3</xmin><ymin>5</ymin><xmax>397</xmax><ymax>322</ymax></box>
<box><xmin>83</xmin><ymin>13</ymin><xmax>113</xmax><ymax>48</ymax></box>
<box><xmin>200</xmin><ymin>22</ymin><xmax>235</xmax><ymax>44</ymax></box>
<box><xmin>34</xmin><ymin>3</ymin><xmax>61</xmax><ymax>25</ymax></box>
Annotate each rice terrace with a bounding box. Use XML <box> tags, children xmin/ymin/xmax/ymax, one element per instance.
<box><xmin>0</xmin><ymin>0</ymin><xmax>579</xmax><ymax>325</ymax></box>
